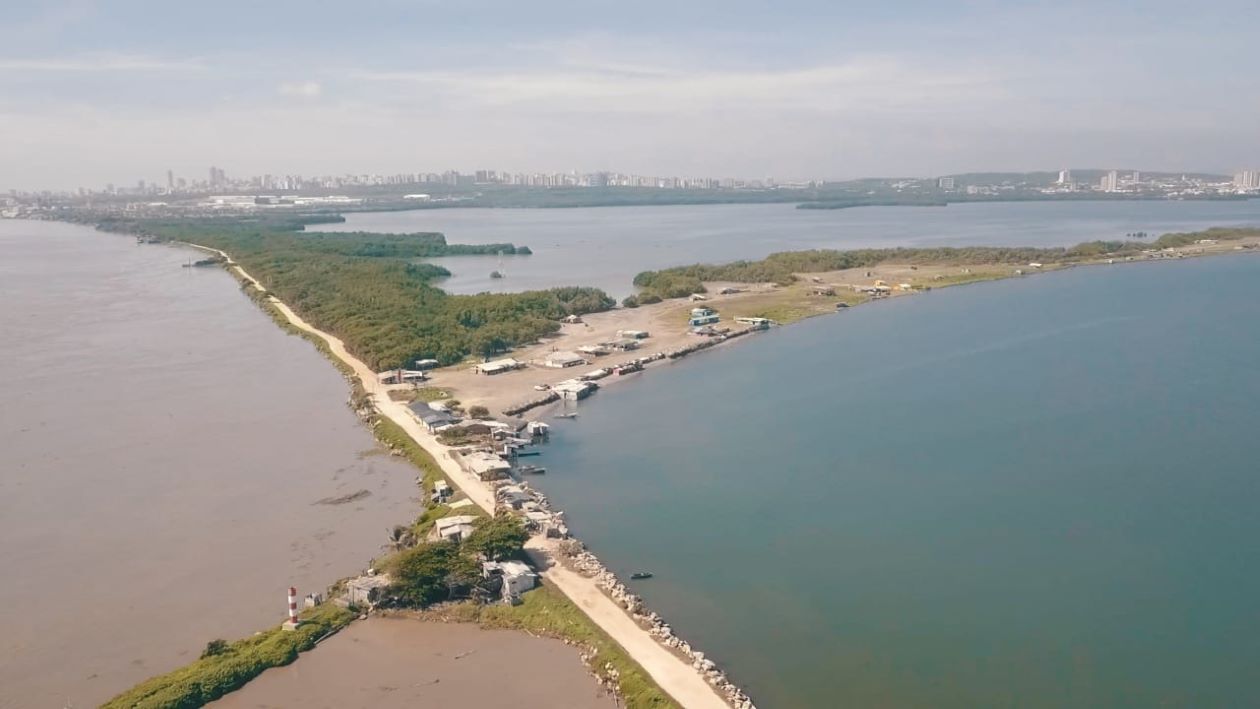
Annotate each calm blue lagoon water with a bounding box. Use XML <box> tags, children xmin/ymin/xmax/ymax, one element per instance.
<box><xmin>529</xmin><ymin>254</ymin><xmax>1260</xmax><ymax>707</ymax></box>
<box><xmin>322</xmin><ymin>200</ymin><xmax>1260</xmax><ymax>297</ymax></box>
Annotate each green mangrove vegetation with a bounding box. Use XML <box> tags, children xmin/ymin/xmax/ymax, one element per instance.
<box><xmin>631</xmin><ymin>227</ymin><xmax>1260</xmax><ymax>299</ymax></box>
<box><xmin>101</xmin><ymin>603</ymin><xmax>355</xmax><ymax>709</ymax></box>
<box><xmin>105</xmin><ymin>216</ymin><xmax>615</xmax><ymax>369</ymax></box>
<box><xmin>383</xmin><ymin>513</ymin><xmax>528</xmax><ymax>605</ymax></box>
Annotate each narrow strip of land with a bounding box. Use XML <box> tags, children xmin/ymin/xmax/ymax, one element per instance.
<box><xmin>193</xmin><ymin>243</ymin><xmax>730</xmax><ymax>709</ymax></box>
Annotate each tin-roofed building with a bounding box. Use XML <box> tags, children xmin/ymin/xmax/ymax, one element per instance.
<box><xmin>408</xmin><ymin>401</ymin><xmax>458</xmax><ymax>433</ymax></box>
<box><xmin>543</xmin><ymin>351</ymin><xmax>587</xmax><ymax>368</ymax></box>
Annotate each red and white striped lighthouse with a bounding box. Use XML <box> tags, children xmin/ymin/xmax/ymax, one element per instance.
<box><xmin>283</xmin><ymin>586</ymin><xmax>300</xmax><ymax>630</ymax></box>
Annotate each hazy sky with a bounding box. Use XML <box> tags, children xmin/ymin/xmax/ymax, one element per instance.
<box><xmin>2</xmin><ymin>0</ymin><xmax>1257</xmax><ymax>190</ymax></box>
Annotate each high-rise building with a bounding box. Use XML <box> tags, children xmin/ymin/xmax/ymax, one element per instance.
<box><xmin>937</xmin><ymin>176</ymin><xmax>955</xmax><ymax>190</ymax></box>
<box><xmin>1057</xmin><ymin>169</ymin><xmax>1072</xmax><ymax>185</ymax></box>
<box><xmin>209</xmin><ymin>166</ymin><xmax>227</xmax><ymax>188</ymax></box>
<box><xmin>1099</xmin><ymin>170</ymin><xmax>1120</xmax><ymax>192</ymax></box>
<box><xmin>1234</xmin><ymin>170</ymin><xmax>1260</xmax><ymax>190</ymax></box>
<box><xmin>166</xmin><ymin>170</ymin><xmax>175</xmax><ymax>191</ymax></box>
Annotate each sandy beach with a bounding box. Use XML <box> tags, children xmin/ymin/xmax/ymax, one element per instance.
<box><xmin>212</xmin><ymin>616</ymin><xmax>616</xmax><ymax>709</ymax></box>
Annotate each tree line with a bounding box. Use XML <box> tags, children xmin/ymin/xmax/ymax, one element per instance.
<box><xmin>631</xmin><ymin>229</ymin><xmax>1260</xmax><ymax>299</ymax></box>
<box><xmin>386</xmin><ymin>513</ymin><xmax>530</xmax><ymax>607</ymax></box>
<box><xmin>127</xmin><ymin>216</ymin><xmax>614</xmax><ymax>369</ymax></box>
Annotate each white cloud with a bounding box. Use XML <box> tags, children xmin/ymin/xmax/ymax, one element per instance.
<box><xmin>278</xmin><ymin>80</ymin><xmax>322</xmax><ymax>98</ymax></box>
<box><xmin>0</xmin><ymin>53</ymin><xmax>203</xmax><ymax>72</ymax></box>
<box><xmin>351</xmin><ymin>56</ymin><xmax>1002</xmax><ymax>114</ymax></box>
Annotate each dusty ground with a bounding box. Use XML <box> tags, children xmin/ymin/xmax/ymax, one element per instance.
<box><xmin>401</xmin><ymin>237</ymin><xmax>1260</xmax><ymax>417</ymax></box>
<box><xmin>415</xmin><ymin>263</ymin><xmax>1017</xmax><ymax>414</ymax></box>
<box><xmin>211</xmin><ymin>617</ymin><xmax>616</xmax><ymax>709</ymax></box>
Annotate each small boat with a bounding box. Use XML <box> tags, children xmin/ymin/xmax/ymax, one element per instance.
<box><xmin>630</xmin><ymin>572</ymin><xmax>654</xmax><ymax>580</ymax></box>
<box><xmin>517</xmin><ymin>464</ymin><xmax>546</xmax><ymax>475</ymax></box>
<box><xmin>516</xmin><ymin>450</ymin><xmax>541</xmax><ymax>457</ymax></box>
<box><xmin>554</xmin><ymin>412</ymin><xmax>578</xmax><ymax>419</ymax></box>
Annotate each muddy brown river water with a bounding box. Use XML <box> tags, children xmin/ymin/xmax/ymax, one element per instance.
<box><xmin>0</xmin><ymin>221</ymin><xmax>419</xmax><ymax>707</ymax></box>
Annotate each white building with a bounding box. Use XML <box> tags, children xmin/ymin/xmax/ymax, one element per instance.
<box><xmin>542</xmin><ymin>351</ymin><xmax>587</xmax><ymax>368</ymax></box>
<box><xmin>461</xmin><ymin>450</ymin><xmax>512</xmax><ymax>480</ymax></box>
<box><xmin>1099</xmin><ymin>170</ymin><xmax>1120</xmax><ymax>192</ymax></box>
<box><xmin>344</xmin><ymin>573</ymin><xmax>392</xmax><ymax>607</ymax></box>
<box><xmin>474</xmin><ymin>358</ymin><xmax>522</xmax><ymax>375</ymax></box>
<box><xmin>483</xmin><ymin>560</ymin><xmax>537</xmax><ymax>602</ymax></box>
<box><xmin>1235</xmin><ymin>170</ymin><xmax>1260</xmax><ymax>190</ymax></box>
<box><xmin>937</xmin><ymin>176</ymin><xmax>955</xmax><ymax>190</ymax></box>
<box><xmin>377</xmin><ymin>369</ymin><xmax>428</xmax><ymax>385</ymax></box>
<box><xmin>553</xmin><ymin>379</ymin><xmax>596</xmax><ymax>400</ymax></box>
<box><xmin>432</xmin><ymin>515</ymin><xmax>480</xmax><ymax>542</ymax></box>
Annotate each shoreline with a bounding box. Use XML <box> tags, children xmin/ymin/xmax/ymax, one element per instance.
<box><xmin>154</xmin><ymin>229</ymin><xmax>1259</xmax><ymax>708</ymax></box>
<box><xmin>184</xmin><ymin>241</ymin><xmax>740</xmax><ymax>709</ymax></box>
<box><xmin>415</xmin><ymin>232</ymin><xmax>1260</xmax><ymax>421</ymax></box>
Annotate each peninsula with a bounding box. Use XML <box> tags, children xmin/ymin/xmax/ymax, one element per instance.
<box><xmin>102</xmin><ymin>214</ymin><xmax>1259</xmax><ymax>708</ymax></box>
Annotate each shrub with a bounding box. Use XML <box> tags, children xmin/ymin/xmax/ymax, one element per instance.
<box><xmin>464</xmin><ymin>513</ymin><xmax>529</xmax><ymax>561</ymax></box>
<box><xmin>102</xmin><ymin>604</ymin><xmax>354</xmax><ymax>709</ymax></box>
<box><xmin>387</xmin><ymin>541</ymin><xmax>481</xmax><ymax>606</ymax></box>
<box><xmin>200</xmin><ymin>639</ymin><xmax>229</xmax><ymax>659</ymax></box>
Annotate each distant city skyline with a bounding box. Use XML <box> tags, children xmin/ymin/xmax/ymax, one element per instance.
<box><xmin>8</xmin><ymin>165</ymin><xmax>1258</xmax><ymax>210</ymax></box>
<box><xmin>10</xmin><ymin>164</ymin><xmax>1257</xmax><ymax>200</ymax></box>
<box><xmin>1</xmin><ymin>1</ymin><xmax>1258</xmax><ymax>191</ymax></box>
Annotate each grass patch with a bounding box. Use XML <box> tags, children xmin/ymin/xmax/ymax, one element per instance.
<box><xmin>101</xmin><ymin>604</ymin><xmax>354</xmax><ymax>709</ymax></box>
<box><xmin>922</xmin><ymin>269</ymin><xmax>1015</xmax><ymax>288</ymax></box>
<box><xmin>413</xmin><ymin>386</ymin><xmax>452</xmax><ymax>402</ymax></box>
<box><xmin>718</xmin><ymin>286</ymin><xmax>859</xmax><ymax>325</ymax></box>
<box><xmin>373</xmin><ymin>415</ymin><xmax>446</xmax><ymax>494</ymax></box>
<box><xmin>387</xmin><ymin>386</ymin><xmax>452</xmax><ymax>403</ymax></box>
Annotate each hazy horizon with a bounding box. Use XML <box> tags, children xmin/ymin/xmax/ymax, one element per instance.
<box><xmin>2</xmin><ymin>0</ymin><xmax>1258</xmax><ymax>191</ymax></box>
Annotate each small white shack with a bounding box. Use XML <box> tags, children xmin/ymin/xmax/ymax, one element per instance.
<box><xmin>553</xmin><ymin>380</ymin><xmax>596</xmax><ymax>401</ymax></box>
<box><xmin>432</xmin><ymin>515</ymin><xmax>479</xmax><ymax>543</ymax></box>
<box><xmin>543</xmin><ymin>351</ymin><xmax>587</xmax><ymax>369</ymax></box>
<box><xmin>461</xmin><ymin>450</ymin><xmax>512</xmax><ymax>480</ymax></box>
<box><xmin>474</xmin><ymin>358</ymin><xmax>522</xmax><ymax>375</ymax></box>
<box><xmin>344</xmin><ymin>573</ymin><xmax>392</xmax><ymax>608</ymax></box>
<box><xmin>377</xmin><ymin>369</ymin><xmax>428</xmax><ymax>385</ymax></box>
<box><xmin>483</xmin><ymin>560</ymin><xmax>537</xmax><ymax>602</ymax></box>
